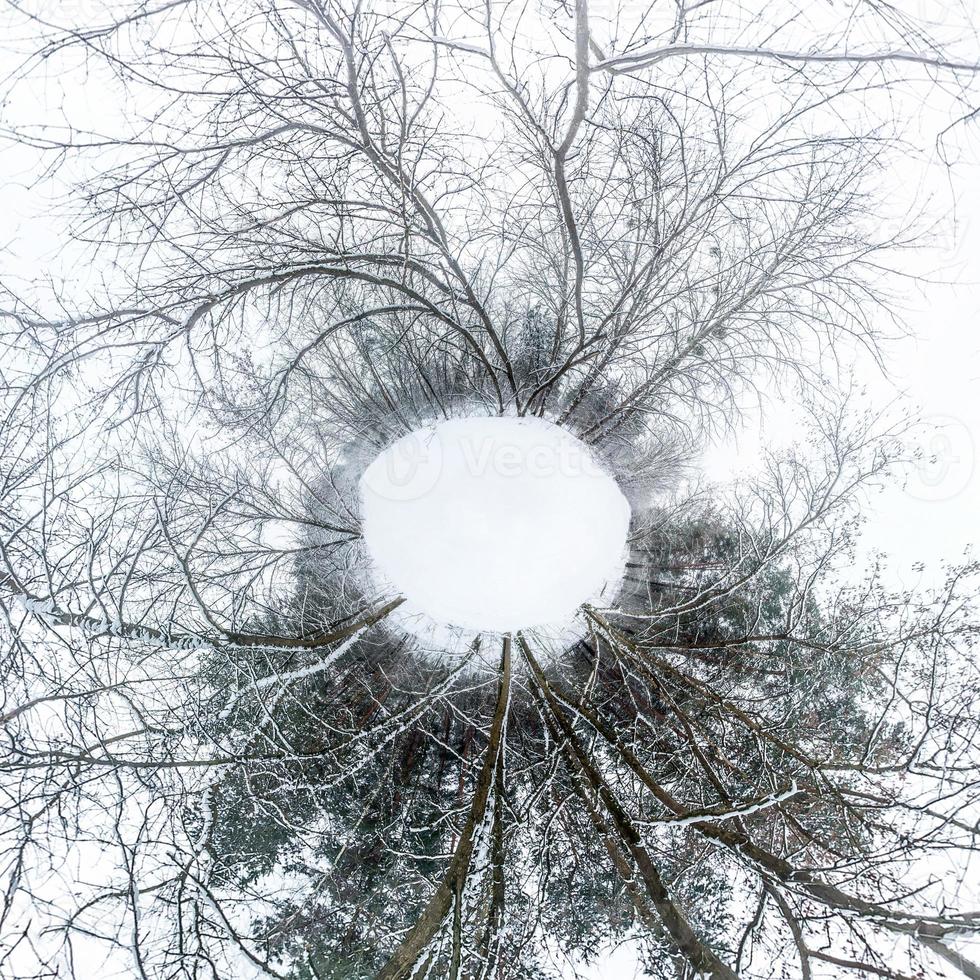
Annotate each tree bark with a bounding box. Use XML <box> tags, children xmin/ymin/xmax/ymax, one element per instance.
<box><xmin>520</xmin><ymin>635</ymin><xmax>738</xmax><ymax>980</ymax></box>
<box><xmin>376</xmin><ymin>637</ymin><xmax>512</xmax><ymax>980</ymax></box>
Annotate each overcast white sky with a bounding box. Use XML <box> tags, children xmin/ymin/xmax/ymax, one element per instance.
<box><xmin>701</xmin><ymin>150</ymin><xmax>980</xmax><ymax>592</ymax></box>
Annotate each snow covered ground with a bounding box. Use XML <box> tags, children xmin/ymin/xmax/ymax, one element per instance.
<box><xmin>360</xmin><ymin>416</ymin><xmax>631</xmax><ymax>639</ymax></box>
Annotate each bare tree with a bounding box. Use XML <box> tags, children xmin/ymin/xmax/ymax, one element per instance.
<box><xmin>2</xmin><ymin>1</ymin><xmax>980</xmax><ymax>978</ymax></box>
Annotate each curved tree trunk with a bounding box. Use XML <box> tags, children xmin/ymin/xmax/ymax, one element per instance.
<box><xmin>519</xmin><ymin>635</ymin><xmax>739</xmax><ymax>980</ymax></box>
<box><xmin>376</xmin><ymin>637</ymin><xmax>512</xmax><ymax>980</ymax></box>
<box><xmin>583</xmin><ymin>608</ymin><xmax>980</xmax><ymax>973</ymax></box>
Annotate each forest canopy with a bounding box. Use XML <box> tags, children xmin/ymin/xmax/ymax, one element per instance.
<box><xmin>1</xmin><ymin>1</ymin><xmax>979</xmax><ymax>978</ymax></box>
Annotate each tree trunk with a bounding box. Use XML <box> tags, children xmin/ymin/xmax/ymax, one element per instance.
<box><xmin>376</xmin><ymin>637</ymin><xmax>512</xmax><ymax>980</ymax></box>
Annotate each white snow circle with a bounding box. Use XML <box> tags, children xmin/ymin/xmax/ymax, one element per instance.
<box><xmin>359</xmin><ymin>416</ymin><xmax>631</xmax><ymax>637</ymax></box>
